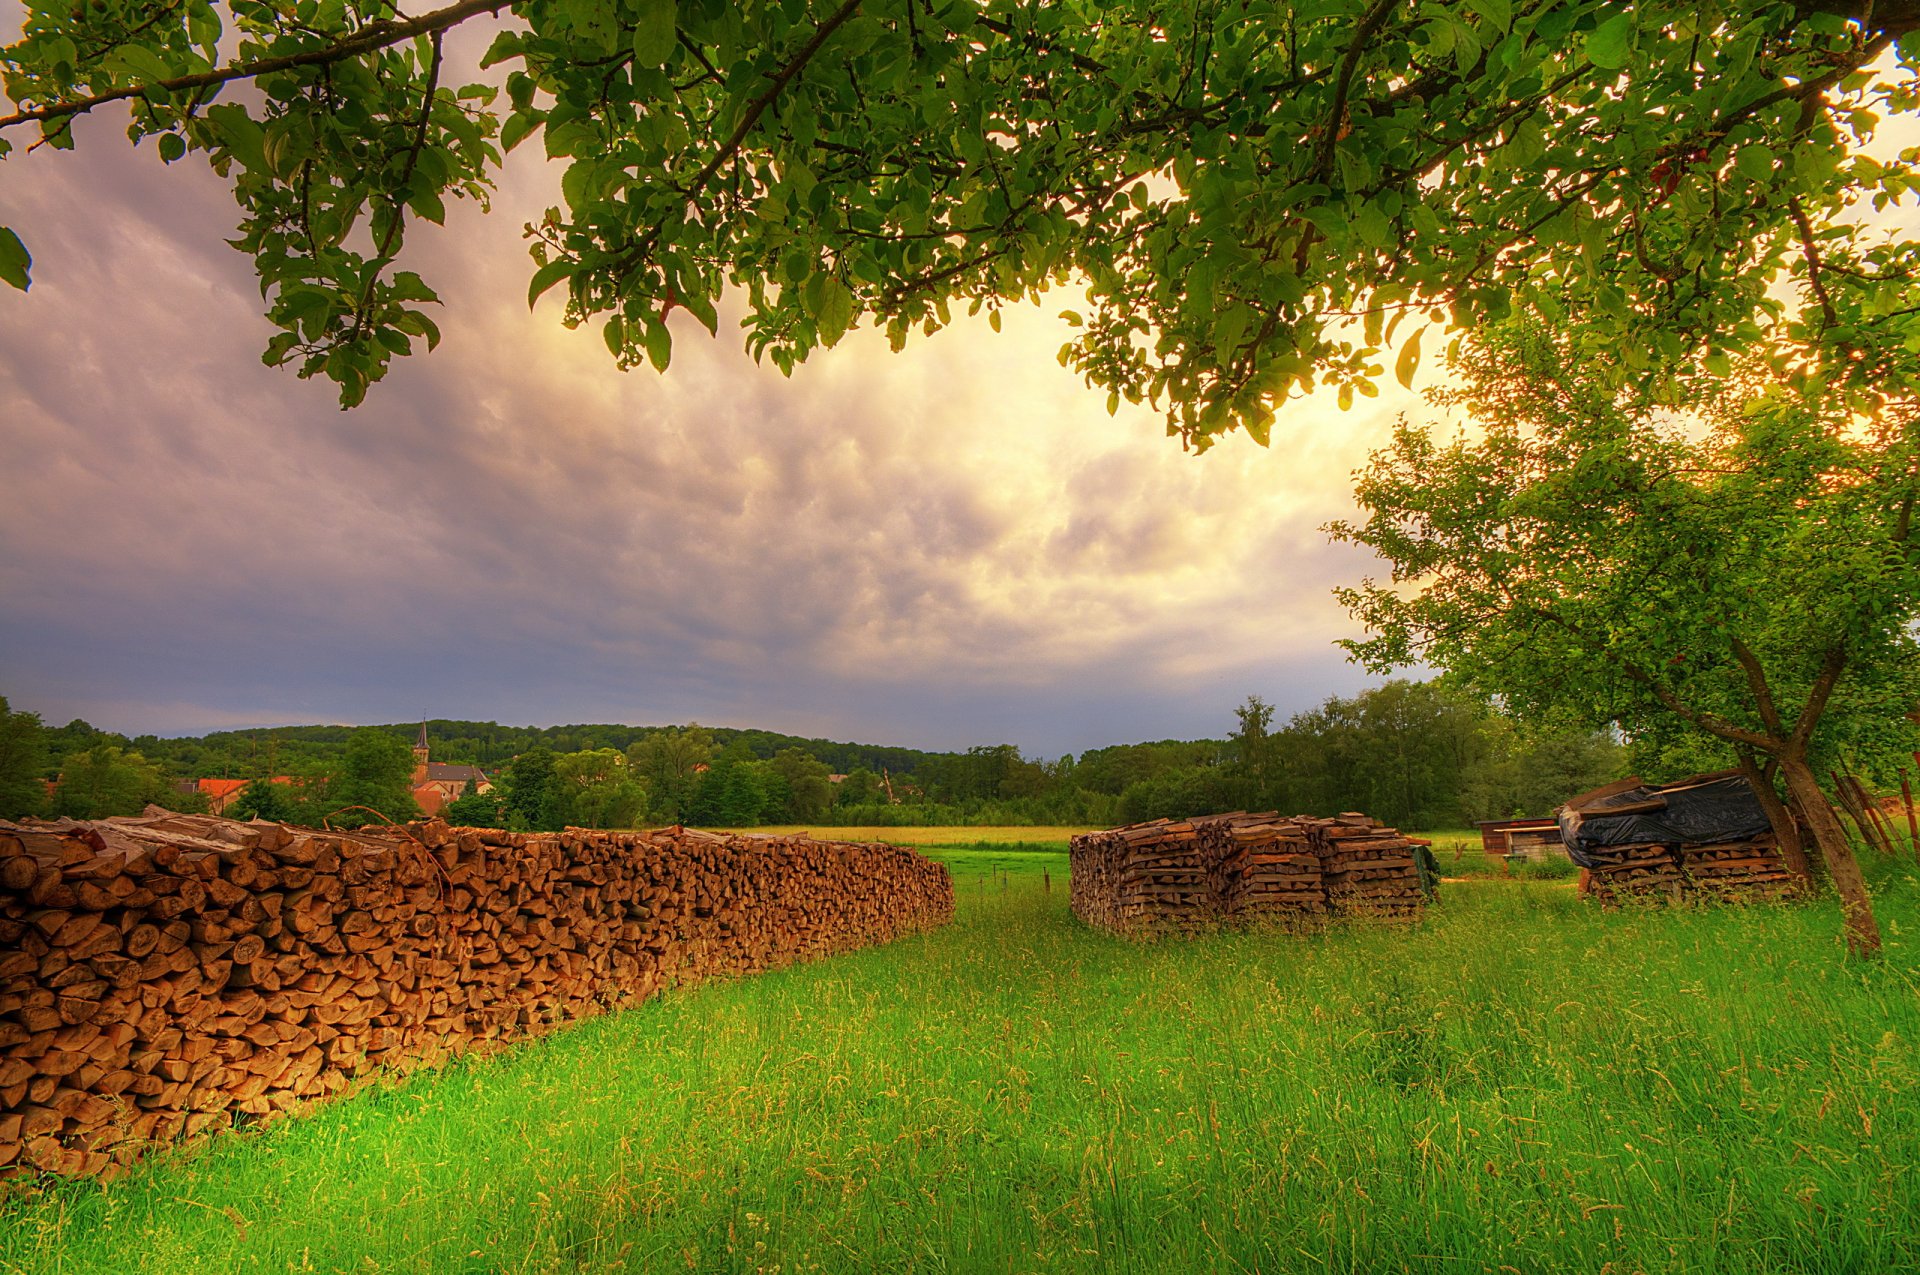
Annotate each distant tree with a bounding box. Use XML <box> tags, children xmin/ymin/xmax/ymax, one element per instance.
<box><xmin>768</xmin><ymin>748</ymin><xmax>833</xmax><ymax>823</ymax></box>
<box><xmin>39</xmin><ymin>718</ymin><xmax>123</xmax><ymax>771</ymax></box>
<box><xmin>0</xmin><ymin>696</ymin><xmax>48</xmax><ymax>819</ymax></box>
<box><xmin>502</xmin><ymin>746</ymin><xmax>561</xmax><ymax>832</ymax></box>
<box><xmin>51</xmin><ymin>744</ymin><xmax>167</xmax><ymax>819</ymax></box>
<box><xmin>552</xmin><ymin>748</ymin><xmax>649</xmax><ymax>829</ymax></box>
<box><xmin>627</xmin><ymin>724</ymin><xmax>714</xmax><ymax>822</ymax></box>
<box><xmin>834</xmin><ymin>767</ymin><xmax>882</xmax><ymax>809</ymax></box>
<box><xmin>329</xmin><ymin>728</ymin><xmax>421</xmax><ymax>827</ymax></box>
<box><xmin>1457</xmin><ymin>718</ymin><xmax>1629</xmax><ymax>823</ymax></box>
<box><xmin>440</xmin><ymin>781</ymin><xmax>505</xmax><ymax>828</ymax></box>
<box><xmin>688</xmin><ymin>751</ymin><xmax>768</xmax><ymax>828</ymax></box>
<box><xmin>1232</xmin><ymin>695</ymin><xmax>1279</xmax><ymax>800</ymax></box>
<box><xmin>227</xmin><ymin>777</ymin><xmax>298</xmax><ymax>824</ymax></box>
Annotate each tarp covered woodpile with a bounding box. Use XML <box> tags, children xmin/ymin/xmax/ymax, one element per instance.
<box><xmin>1559</xmin><ymin>772</ymin><xmax>1796</xmax><ymax>903</ymax></box>
<box><xmin>1071</xmin><ymin>812</ymin><xmax>1430</xmax><ymax>935</ymax></box>
<box><xmin>0</xmin><ymin>811</ymin><xmax>953</xmax><ymax>1179</ymax></box>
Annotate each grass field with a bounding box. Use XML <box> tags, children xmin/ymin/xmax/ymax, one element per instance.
<box><xmin>727</xmin><ymin>825</ymin><xmax>1098</xmax><ymax>845</ymax></box>
<box><xmin>5</xmin><ymin>837</ymin><xmax>1920</xmax><ymax>1273</ymax></box>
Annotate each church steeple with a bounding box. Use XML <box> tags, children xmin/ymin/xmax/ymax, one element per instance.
<box><xmin>413</xmin><ymin>721</ymin><xmax>430</xmax><ymax>766</ymax></box>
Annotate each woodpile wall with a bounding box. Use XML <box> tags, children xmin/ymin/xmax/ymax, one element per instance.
<box><xmin>1070</xmin><ymin>812</ymin><xmax>1429</xmax><ymax>935</ymax></box>
<box><xmin>1582</xmin><ymin>834</ymin><xmax>1796</xmax><ymax>904</ymax></box>
<box><xmin>0</xmin><ymin>811</ymin><xmax>953</xmax><ymax>1179</ymax></box>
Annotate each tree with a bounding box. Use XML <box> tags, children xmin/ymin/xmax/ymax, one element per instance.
<box><xmin>833</xmin><ymin>767</ymin><xmax>882</xmax><ymax>809</ymax></box>
<box><xmin>1332</xmin><ymin>322</ymin><xmax>1920</xmax><ymax>955</ymax></box>
<box><xmin>1232</xmin><ymin>695</ymin><xmax>1279</xmax><ymax>798</ymax></box>
<box><xmin>329</xmin><ymin>728</ymin><xmax>421</xmax><ymax>827</ymax></box>
<box><xmin>768</xmin><ymin>747</ymin><xmax>833</xmax><ymax>823</ymax></box>
<box><xmin>4</xmin><ymin>4</ymin><xmax>1915</xmax><ymax>433</ymax></box>
<box><xmin>627</xmin><ymin>724</ymin><xmax>713</xmax><ymax>822</ymax></box>
<box><xmin>687</xmin><ymin>752</ymin><xmax>769</xmax><ymax>827</ymax></box>
<box><xmin>551</xmin><ymin>747</ymin><xmax>649</xmax><ymax>829</ymax></box>
<box><xmin>227</xmin><ymin>776</ymin><xmax>297</xmax><ymax>823</ymax></box>
<box><xmin>50</xmin><ymin>744</ymin><xmax>168</xmax><ymax>819</ymax></box>
<box><xmin>0</xmin><ymin>695</ymin><xmax>48</xmax><ymax>819</ymax></box>
<box><xmin>441</xmin><ymin>780</ymin><xmax>506</xmax><ymax>828</ymax></box>
<box><xmin>501</xmin><ymin>745</ymin><xmax>560</xmax><ymax>831</ymax></box>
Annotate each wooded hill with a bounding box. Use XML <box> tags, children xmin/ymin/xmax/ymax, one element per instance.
<box><xmin>4</xmin><ymin>681</ymin><xmax>1634</xmax><ymax>833</ymax></box>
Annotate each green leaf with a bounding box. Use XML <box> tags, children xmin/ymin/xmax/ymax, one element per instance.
<box><xmin>1735</xmin><ymin>145</ymin><xmax>1773</xmax><ymax>182</ymax></box>
<box><xmin>157</xmin><ymin>133</ymin><xmax>186</xmax><ymax>164</ymax></box>
<box><xmin>500</xmin><ymin>113</ymin><xmax>538</xmax><ymax>153</ymax></box>
<box><xmin>1395</xmin><ymin>325</ymin><xmax>1425</xmax><ymax>390</ymax></box>
<box><xmin>528</xmin><ymin>258</ymin><xmax>573</xmax><ymax>309</ymax></box>
<box><xmin>1585</xmin><ymin>13</ymin><xmax>1633</xmax><ymax>70</ymax></box>
<box><xmin>205</xmin><ymin>104</ymin><xmax>266</xmax><ymax>173</ymax></box>
<box><xmin>642</xmin><ymin>319</ymin><xmax>672</xmax><ymax>371</ymax></box>
<box><xmin>108</xmin><ymin>44</ymin><xmax>174</xmax><ymax>88</ymax></box>
<box><xmin>633</xmin><ymin>0</ymin><xmax>679</xmax><ymax>68</ymax></box>
<box><xmin>0</xmin><ymin>226</ymin><xmax>31</xmax><ymax>291</ymax></box>
<box><xmin>816</xmin><ymin>276</ymin><xmax>855</xmax><ymax>346</ymax></box>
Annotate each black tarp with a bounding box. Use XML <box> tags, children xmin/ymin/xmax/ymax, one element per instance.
<box><xmin>1556</xmin><ymin>770</ymin><xmax>1774</xmax><ymax>868</ymax></box>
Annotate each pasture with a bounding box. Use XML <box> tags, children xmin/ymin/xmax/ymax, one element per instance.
<box><xmin>3</xmin><ymin>834</ymin><xmax>1919</xmax><ymax>1273</ymax></box>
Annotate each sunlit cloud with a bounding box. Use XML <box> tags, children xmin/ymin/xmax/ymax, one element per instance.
<box><xmin>0</xmin><ymin>68</ymin><xmax>1419</xmax><ymax>755</ymax></box>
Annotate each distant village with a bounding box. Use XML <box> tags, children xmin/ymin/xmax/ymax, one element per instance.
<box><xmin>177</xmin><ymin>725</ymin><xmax>494</xmax><ymax>818</ymax></box>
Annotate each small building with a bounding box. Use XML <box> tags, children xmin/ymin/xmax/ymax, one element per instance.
<box><xmin>409</xmin><ymin>723</ymin><xmax>492</xmax><ymax>817</ymax></box>
<box><xmin>196</xmin><ymin>777</ymin><xmax>251</xmax><ymax>815</ymax></box>
<box><xmin>1474</xmin><ymin>817</ymin><xmax>1565</xmax><ymax>861</ymax></box>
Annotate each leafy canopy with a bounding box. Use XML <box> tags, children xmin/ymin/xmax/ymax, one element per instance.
<box><xmin>1331</xmin><ymin>320</ymin><xmax>1920</xmax><ymax>773</ymax></box>
<box><xmin>4</xmin><ymin>2</ymin><xmax>1917</xmax><ymax>438</ymax></box>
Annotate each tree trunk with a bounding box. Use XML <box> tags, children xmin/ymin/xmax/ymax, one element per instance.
<box><xmin>1779</xmin><ymin>753</ymin><xmax>1882</xmax><ymax>957</ymax></box>
<box><xmin>1736</xmin><ymin>750</ymin><xmax>1814</xmax><ymax>890</ymax></box>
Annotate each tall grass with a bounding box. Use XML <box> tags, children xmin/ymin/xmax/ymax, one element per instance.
<box><xmin>4</xmin><ymin>849</ymin><xmax>1919</xmax><ymax>1273</ymax></box>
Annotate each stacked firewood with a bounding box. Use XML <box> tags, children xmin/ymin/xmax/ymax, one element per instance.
<box><xmin>1577</xmin><ymin>844</ymin><xmax>1685</xmax><ymax>903</ymax></box>
<box><xmin>1678</xmin><ymin>837</ymin><xmax>1796</xmax><ymax>898</ymax></box>
<box><xmin>1206</xmin><ymin>815</ymin><xmax>1325</xmax><ymax>921</ymax></box>
<box><xmin>1067</xmin><ymin>818</ymin><xmax>1213</xmax><ymax>932</ymax></box>
<box><xmin>1071</xmin><ymin>811</ymin><xmax>1428</xmax><ymax>934</ymax></box>
<box><xmin>1309</xmin><ymin>814</ymin><xmax>1428</xmax><ymax>918</ymax></box>
<box><xmin>1583</xmin><ymin>836</ymin><xmax>1793</xmax><ymax>904</ymax></box>
<box><xmin>0</xmin><ymin>811</ymin><xmax>952</xmax><ymax>1179</ymax></box>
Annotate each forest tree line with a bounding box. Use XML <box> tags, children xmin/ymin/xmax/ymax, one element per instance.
<box><xmin>2</xmin><ymin>681</ymin><xmax>1635</xmax><ymax>832</ymax></box>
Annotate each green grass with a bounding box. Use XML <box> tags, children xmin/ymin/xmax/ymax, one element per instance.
<box><xmin>6</xmin><ymin>850</ymin><xmax>1920</xmax><ymax>1273</ymax></box>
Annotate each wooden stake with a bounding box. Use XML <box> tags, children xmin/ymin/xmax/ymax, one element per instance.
<box><xmin>1902</xmin><ymin>769</ymin><xmax>1920</xmax><ymax>862</ymax></box>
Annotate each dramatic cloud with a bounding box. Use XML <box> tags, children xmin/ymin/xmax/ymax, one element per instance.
<box><xmin>0</xmin><ymin>99</ymin><xmax>1413</xmax><ymax>755</ymax></box>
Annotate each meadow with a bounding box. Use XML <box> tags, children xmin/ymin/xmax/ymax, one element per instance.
<box><xmin>3</xmin><ymin>836</ymin><xmax>1919</xmax><ymax>1273</ymax></box>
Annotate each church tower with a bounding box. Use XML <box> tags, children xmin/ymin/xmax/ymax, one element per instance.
<box><xmin>413</xmin><ymin>721</ymin><xmax>430</xmax><ymax>767</ymax></box>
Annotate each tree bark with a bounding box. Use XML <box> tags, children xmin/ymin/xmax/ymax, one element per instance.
<box><xmin>1736</xmin><ymin>748</ymin><xmax>1814</xmax><ymax>890</ymax></box>
<box><xmin>1779</xmin><ymin>753</ymin><xmax>1882</xmax><ymax>957</ymax></box>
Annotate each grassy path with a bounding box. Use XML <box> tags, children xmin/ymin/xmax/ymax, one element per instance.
<box><xmin>4</xmin><ymin>846</ymin><xmax>1920</xmax><ymax>1272</ymax></box>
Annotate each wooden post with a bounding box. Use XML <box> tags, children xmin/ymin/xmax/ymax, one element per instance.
<box><xmin>1902</xmin><ymin>769</ymin><xmax>1919</xmax><ymax>862</ymax></box>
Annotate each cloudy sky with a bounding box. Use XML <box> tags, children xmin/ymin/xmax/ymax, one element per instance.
<box><xmin>0</xmin><ymin>28</ymin><xmax>1420</xmax><ymax>757</ymax></box>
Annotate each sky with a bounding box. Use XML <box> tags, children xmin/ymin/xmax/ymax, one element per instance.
<box><xmin>0</xmin><ymin>23</ymin><xmax>1421</xmax><ymax>757</ymax></box>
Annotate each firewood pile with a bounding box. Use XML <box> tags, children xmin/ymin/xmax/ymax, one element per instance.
<box><xmin>1577</xmin><ymin>844</ymin><xmax>1687</xmax><ymax>904</ymax></box>
<box><xmin>1561</xmin><ymin>773</ymin><xmax>1800</xmax><ymax>906</ymax></box>
<box><xmin>1678</xmin><ymin>837</ymin><xmax>1797</xmax><ymax>899</ymax></box>
<box><xmin>1582</xmin><ymin>836</ymin><xmax>1794</xmax><ymax>904</ymax></box>
<box><xmin>0</xmin><ymin>810</ymin><xmax>952</xmax><ymax>1179</ymax></box>
<box><xmin>1067</xmin><ymin>818</ymin><xmax>1213</xmax><ymax>932</ymax></box>
<box><xmin>1308</xmin><ymin>813</ymin><xmax>1429</xmax><ymax>918</ymax></box>
<box><xmin>1207</xmin><ymin>814</ymin><xmax>1325</xmax><ymax>920</ymax></box>
<box><xmin>1071</xmin><ymin>811</ymin><xmax>1428</xmax><ymax>935</ymax></box>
